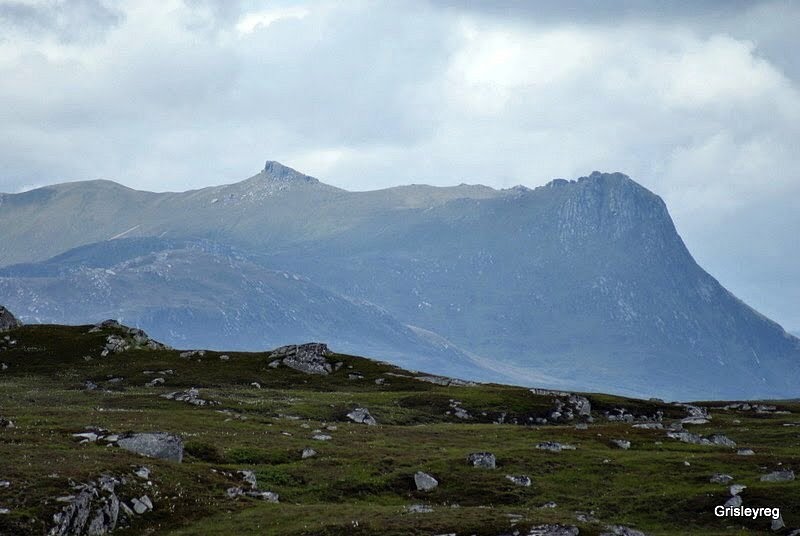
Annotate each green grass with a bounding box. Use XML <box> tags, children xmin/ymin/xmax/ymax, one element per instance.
<box><xmin>0</xmin><ymin>324</ymin><xmax>798</xmax><ymax>535</ymax></box>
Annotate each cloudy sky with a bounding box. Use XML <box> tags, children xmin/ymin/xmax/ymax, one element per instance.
<box><xmin>1</xmin><ymin>0</ymin><xmax>798</xmax><ymax>332</ymax></box>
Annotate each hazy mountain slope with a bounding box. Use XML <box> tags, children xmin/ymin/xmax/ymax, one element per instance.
<box><xmin>1</xmin><ymin>162</ymin><xmax>798</xmax><ymax>399</ymax></box>
<box><xmin>0</xmin><ymin>161</ymin><xmax>505</xmax><ymax>265</ymax></box>
<box><xmin>0</xmin><ymin>238</ymin><xmax>497</xmax><ymax>381</ymax></box>
<box><xmin>265</xmin><ymin>173</ymin><xmax>800</xmax><ymax>399</ymax></box>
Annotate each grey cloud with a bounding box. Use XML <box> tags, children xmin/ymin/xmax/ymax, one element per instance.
<box><xmin>0</xmin><ymin>0</ymin><xmax>123</xmax><ymax>43</ymax></box>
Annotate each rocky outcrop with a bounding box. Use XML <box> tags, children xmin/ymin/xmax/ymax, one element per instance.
<box><xmin>346</xmin><ymin>407</ymin><xmax>377</xmax><ymax>425</ymax></box>
<box><xmin>0</xmin><ymin>306</ymin><xmax>20</xmax><ymax>332</ymax></box>
<box><xmin>666</xmin><ymin>431</ymin><xmax>736</xmax><ymax>448</ymax></box>
<box><xmin>117</xmin><ymin>432</ymin><xmax>183</xmax><ymax>463</ymax></box>
<box><xmin>47</xmin><ymin>474</ymin><xmax>151</xmax><ymax>536</ymax></box>
<box><xmin>467</xmin><ymin>452</ymin><xmax>496</xmax><ymax>469</ymax></box>
<box><xmin>91</xmin><ymin>320</ymin><xmax>169</xmax><ymax>357</ymax></box>
<box><xmin>268</xmin><ymin>343</ymin><xmax>335</xmax><ymax>375</ymax></box>
<box><xmin>161</xmin><ymin>388</ymin><xmax>217</xmax><ymax>406</ymax></box>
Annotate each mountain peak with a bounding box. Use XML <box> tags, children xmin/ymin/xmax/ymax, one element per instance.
<box><xmin>261</xmin><ymin>161</ymin><xmax>319</xmax><ymax>184</ymax></box>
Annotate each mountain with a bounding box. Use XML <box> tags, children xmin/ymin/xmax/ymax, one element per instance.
<box><xmin>1</xmin><ymin>162</ymin><xmax>798</xmax><ymax>399</ymax></box>
<box><xmin>0</xmin><ymin>237</ymin><xmax>496</xmax><ymax>381</ymax></box>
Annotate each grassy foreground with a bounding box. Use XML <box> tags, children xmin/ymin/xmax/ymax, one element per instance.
<box><xmin>0</xmin><ymin>323</ymin><xmax>798</xmax><ymax>535</ymax></box>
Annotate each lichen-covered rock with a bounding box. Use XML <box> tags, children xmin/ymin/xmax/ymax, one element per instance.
<box><xmin>269</xmin><ymin>343</ymin><xmax>333</xmax><ymax>374</ymax></box>
<box><xmin>117</xmin><ymin>432</ymin><xmax>183</xmax><ymax>462</ymax></box>
<box><xmin>413</xmin><ymin>471</ymin><xmax>438</xmax><ymax>491</ymax></box>
<box><xmin>346</xmin><ymin>407</ymin><xmax>377</xmax><ymax>425</ymax></box>
<box><xmin>48</xmin><ymin>476</ymin><xmax>123</xmax><ymax>536</ymax></box>
<box><xmin>467</xmin><ymin>452</ymin><xmax>496</xmax><ymax>469</ymax></box>
<box><xmin>0</xmin><ymin>306</ymin><xmax>20</xmax><ymax>332</ymax></box>
<box><xmin>760</xmin><ymin>470</ymin><xmax>795</xmax><ymax>482</ymax></box>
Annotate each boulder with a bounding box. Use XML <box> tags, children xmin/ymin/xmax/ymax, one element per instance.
<box><xmin>346</xmin><ymin>407</ymin><xmax>377</xmax><ymax>426</ymax></box>
<box><xmin>117</xmin><ymin>432</ymin><xmax>183</xmax><ymax>462</ymax></box>
<box><xmin>737</xmin><ymin>448</ymin><xmax>755</xmax><ymax>456</ymax></box>
<box><xmin>467</xmin><ymin>452</ymin><xmax>496</xmax><ymax>469</ymax></box>
<box><xmin>724</xmin><ymin>495</ymin><xmax>742</xmax><ymax>508</ymax></box>
<box><xmin>301</xmin><ymin>448</ymin><xmax>317</xmax><ymax>459</ymax></box>
<box><xmin>413</xmin><ymin>471</ymin><xmax>438</xmax><ymax>491</ymax></box>
<box><xmin>48</xmin><ymin>476</ymin><xmax>123</xmax><ymax>536</ymax></box>
<box><xmin>610</xmin><ymin>439</ymin><xmax>631</xmax><ymax>450</ymax></box>
<box><xmin>710</xmin><ymin>473</ymin><xmax>734</xmax><ymax>484</ymax></box>
<box><xmin>506</xmin><ymin>475</ymin><xmax>532</xmax><ymax>487</ymax></box>
<box><xmin>729</xmin><ymin>484</ymin><xmax>746</xmax><ymax>496</ymax></box>
<box><xmin>760</xmin><ymin>470</ymin><xmax>795</xmax><ymax>482</ymax></box>
<box><xmin>0</xmin><ymin>306</ymin><xmax>20</xmax><ymax>332</ymax></box>
<box><xmin>269</xmin><ymin>343</ymin><xmax>333</xmax><ymax>375</ymax></box>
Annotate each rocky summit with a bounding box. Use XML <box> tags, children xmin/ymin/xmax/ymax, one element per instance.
<box><xmin>0</xmin><ymin>164</ymin><xmax>798</xmax><ymax>399</ymax></box>
<box><xmin>0</xmin><ymin>317</ymin><xmax>799</xmax><ymax>535</ymax></box>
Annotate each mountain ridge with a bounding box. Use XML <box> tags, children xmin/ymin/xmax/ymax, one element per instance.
<box><xmin>1</xmin><ymin>162</ymin><xmax>797</xmax><ymax>399</ymax></box>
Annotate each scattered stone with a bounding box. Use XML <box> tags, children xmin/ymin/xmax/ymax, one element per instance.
<box><xmin>226</xmin><ymin>487</ymin><xmax>243</xmax><ymax>499</ymax></box>
<box><xmin>312</xmin><ymin>434</ymin><xmax>332</xmax><ymax>441</ymax></box>
<box><xmin>737</xmin><ymin>448</ymin><xmax>755</xmax><ymax>456</ymax></box>
<box><xmin>0</xmin><ymin>418</ymin><xmax>15</xmax><ymax>428</ymax></box>
<box><xmin>117</xmin><ymin>432</ymin><xmax>184</xmax><ymax>462</ymax></box>
<box><xmin>161</xmin><ymin>388</ymin><xmax>217</xmax><ymax>406</ymax></box>
<box><xmin>406</xmin><ymin>504</ymin><xmax>434</xmax><ymax>514</ymax></box>
<box><xmin>417</xmin><ymin>375</ymin><xmax>476</xmax><ymax>387</ymax></box>
<box><xmin>250</xmin><ymin>382</ymin><xmax>261</xmax><ymax>389</ymax></box>
<box><xmin>84</xmin><ymin>380</ymin><xmax>98</xmax><ymax>391</ymax></box>
<box><xmin>179</xmin><ymin>350</ymin><xmax>206</xmax><ymax>359</ymax></box>
<box><xmin>611</xmin><ymin>439</ymin><xmax>631</xmax><ymax>450</ymax></box>
<box><xmin>506</xmin><ymin>475</ymin><xmax>532</xmax><ymax>487</ymax></box>
<box><xmin>528</xmin><ymin>524</ymin><xmax>579</xmax><ymax>536</ymax></box>
<box><xmin>536</xmin><ymin>442</ymin><xmax>576</xmax><ymax>452</ymax></box>
<box><xmin>414</xmin><ymin>471</ymin><xmax>438</xmax><ymax>491</ymax></box>
<box><xmin>681</xmin><ymin>416</ymin><xmax>710</xmax><ymax>425</ymax></box>
<box><xmin>467</xmin><ymin>452</ymin><xmax>496</xmax><ymax>469</ymax></box>
<box><xmin>145</xmin><ymin>377</ymin><xmax>165</xmax><ymax>387</ymax></box>
<box><xmin>301</xmin><ymin>448</ymin><xmax>317</xmax><ymax>459</ymax></box>
<box><xmin>131</xmin><ymin>495</ymin><xmax>153</xmax><ymax>514</ymax></box>
<box><xmin>72</xmin><ymin>432</ymin><xmax>99</xmax><ymax>443</ymax></box>
<box><xmin>666</xmin><ymin>431</ymin><xmax>735</xmax><ymax>448</ymax></box>
<box><xmin>0</xmin><ymin>481</ymin><xmax>9</xmax><ymax>488</ymax></box>
<box><xmin>0</xmin><ymin>508</ymin><xmax>9</xmax><ymax>515</ymax></box>
<box><xmin>134</xmin><ymin>467</ymin><xmax>150</xmax><ymax>480</ymax></box>
<box><xmin>724</xmin><ymin>495</ymin><xmax>742</xmax><ymax>508</ymax></box>
<box><xmin>772</xmin><ymin>515</ymin><xmax>785</xmax><ymax>531</ymax></box>
<box><xmin>708</xmin><ymin>434</ymin><xmax>737</xmax><ymax>448</ymax></box>
<box><xmin>710</xmin><ymin>473</ymin><xmax>734</xmax><ymax>484</ymax></box>
<box><xmin>269</xmin><ymin>343</ymin><xmax>333</xmax><ymax>375</ymax></box>
<box><xmin>219</xmin><ymin>354</ymin><xmax>230</xmax><ymax>361</ymax></box>
<box><xmin>346</xmin><ymin>407</ymin><xmax>377</xmax><ymax>426</ymax></box>
<box><xmin>632</xmin><ymin>422</ymin><xmax>663</xmax><ymax>429</ymax></box>
<box><xmin>760</xmin><ymin>470</ymin><xmax>795</xmax><ymax>482</ymax></box>
<box><xmin>540</xmin><ymin>501</ymin><xmax>558</xmax><ymax>509</ymax></box>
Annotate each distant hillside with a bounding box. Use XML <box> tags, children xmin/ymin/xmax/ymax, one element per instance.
<box><xmin>1</xmin><ymin>162</ymin><xmax>798</xmax><ymax>399</ymax></box>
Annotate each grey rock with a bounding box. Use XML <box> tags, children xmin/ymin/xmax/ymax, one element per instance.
<box><xmin>48</xmin><ymin>476</ymin><xmax>122</xmax><ymax>536</ymax></box>
<box><xmin>729</xmin><ymin>484</ymin><xmax>746</xmax><ymax>496</ymax></box>
<box><xmin>506</xmin><ymin>475</ymin><xmax>532</xmax><ymax>487</ymax></box>
<box><xmin>0</xmin><ymin>417</ymin><xmax>15</xmax><ymax>428</ymax></box>
<box><xmin>467</xmin><ymin>452</ymin><xmax>496</xmax><ymax>469</ymax></box>
<box><xmin>528</xmin><ymin>524</ymin><xmax>580</xmax><ymax>536</ymax></box>
<box><xmin>724</xmin><ymin>495</ymin><xmax>742</xmax><ymax>508</ymax></box>
<box><xmin>117</xmin><ymin>432</ymin><xmax>183</xmax><ymax>462</ymax></box>
<box><xmin>0</xmin><ymin>306</ymin><xmax>20</xmax><ymax>331</ymax></box>
<box><xmin>414</xmin><ymin>471</ymin><xmax>438</xmax><ymax>491</ymax></box>
<box><xmin>536</xmin><ymin>441</ymin><xmax>576</xmax><ymax>452</ymax></box>
<box><xmin>226</xmin><ymin>487</ymin><xmax>244</xmax><ymax>499</ymax></box>
<box><xmin>134</xmin><ymin>467</ymin><xmax>150</xmax><ymax>480</ymax></box>
<box><xmin>312</xmin><ymin>434</ymin><xmax>332</xmax><ymax>441</ymax></box>
<box><xmin>270</xmin><ymin>343</ymin><xmax>332</xmax><ymax>375</ymax></box>
<box><xmin>346</xmin><ymin>407</ymin><xmax>377</xmax><ymax>426</ymax></box>
<box><xmin>406</xmin><ymin>504</ymin><xmax>433</xmax><ymax>513</ymax></box>
<box><xmin>772</xmin><ymin>515</ymin><xmax>785</xmax><ymax>531</ymax></box>
<box><xmin>610</xmin><ymin>439</ymin><xmax>631</xmax><ymax>450</ymax></box>
<box><xmin>632</xmin><ymin>423</ymin><xmax>663</xmax><ymax>429</ymax></box>
<box><xmin>737</xmin><ymin>448</ymin><xmax>755</xmax><ymax>456</ymax></box>
<box><xmin>301</xmin><ymin>448</ymin><xmax>317</xmax><ymax>459</ymax></box>
<box><xmin>709</xmin><ymin>473</ymin><xmax>734</xmax><ymax>484</ymax></box>
<box><xmin>708</xmin><ymin>434</ymin><xmax>737</xmax><ymax>448</ymax></box>
<box><xmin>246</xmin><ymin>491</ymin><xmax>279</xmax><ymax>502</ymax></box>
<box><xmin>161</xmin><ymin>387</ymin><xmax>216</xmax><ymax>406</ymax></box>
<box><xmin>760</xmin><ymin>470</ymin><xmax>795</xmax><ymax>482</ymax></box>
<box><xmin>238</xmin><ymin>470</ymin><xmax>258</xmax><ymax>489</ymax></box>
<box><xmin>131</xmin><ymin>496</ymin><xmax>152</xmax><ymax>514</ymax></box>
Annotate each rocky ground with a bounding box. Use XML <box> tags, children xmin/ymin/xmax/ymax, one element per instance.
<box><xmin>0</xmin><ymin>320</ymin><xmax>799</xmax><ymax>535</ymax></box>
